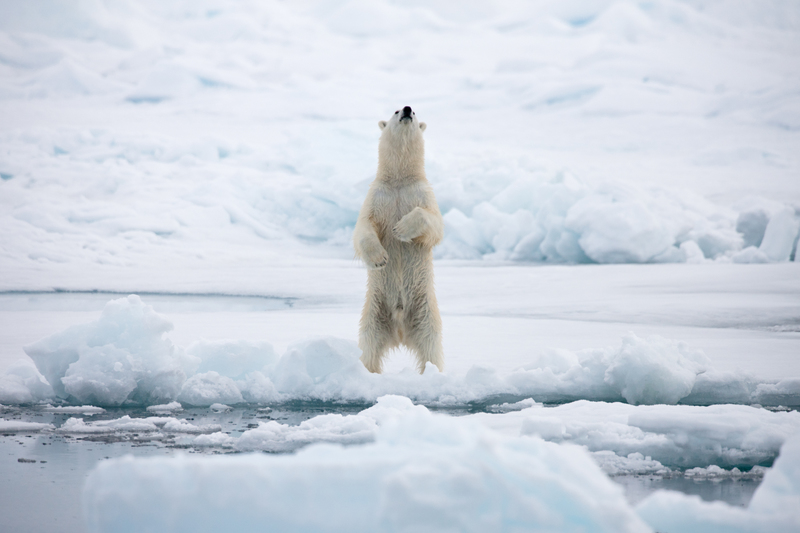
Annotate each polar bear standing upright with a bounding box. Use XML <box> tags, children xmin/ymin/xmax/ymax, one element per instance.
<box><xmin>354</xmin><ymin>106</ymin><xmax>445</xmax><ymax>374</ymax></box>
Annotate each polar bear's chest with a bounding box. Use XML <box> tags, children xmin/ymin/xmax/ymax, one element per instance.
<box><xmin>372</xmin><ymin>184</ymin><xmax>427</xmax><ymax>226</ymax></box>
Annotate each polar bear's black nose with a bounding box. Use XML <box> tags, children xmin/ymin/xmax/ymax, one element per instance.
<box><xmin>402</xmin><ymin>106</ymin><xmax>412</xmax><ymax>118</ymax></box>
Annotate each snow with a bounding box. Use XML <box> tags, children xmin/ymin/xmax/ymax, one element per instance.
<box><xmin>189</xmin><ymin>340</ymin><xmax>277</xmax><ymax>380</ymax></box>
<box><xmin>84</xmin><ymin>396</ymin><xmax>651</xmax><ymax>533</ymax></box>
<box><xmin>4</xmin><ymin>294</ymin><xmax>800</xmax><ymax>407</ymax></box>
<box><xmin>636</xmin><ymin>434</ymin><xmax>800</xmax><ymax>532</ymax></box>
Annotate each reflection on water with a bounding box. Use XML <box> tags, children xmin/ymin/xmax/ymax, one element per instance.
<box><xmin>614</xmin><ymin>474</ymin><xmax>760</xmax><ymax>508</ymax></box>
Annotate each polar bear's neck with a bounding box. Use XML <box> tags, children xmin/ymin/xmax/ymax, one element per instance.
<box><xmin>377</xmin><ymin>132</ymin><xmax>425</xmax><ymax>184</ymax></box>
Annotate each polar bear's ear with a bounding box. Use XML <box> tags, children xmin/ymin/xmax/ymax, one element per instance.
<box><xmin>378</xmin><ymin>121</ymin><xmax>387</xmax><ymax>130</ymax></box>
<box><xmin>419</xmin><ymin>122</ymin><xmax>427</xmax><ymax>132</ymax></box>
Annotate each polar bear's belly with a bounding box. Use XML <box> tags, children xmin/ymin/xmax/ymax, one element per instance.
<box><xmin>370</xmin><ymin>185</ymin><xmax>433</xmax><ymax>308</ymax></box>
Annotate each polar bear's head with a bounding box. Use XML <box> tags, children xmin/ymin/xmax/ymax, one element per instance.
<box><xmin>377</xmin><ymin>106</ymin><xmax>427</xmax><ymax>176</ymax></box>
<box><xmin>378</xmin><ymin>106</ymin><xmax>427</xmax><ymax>135</ymax></box>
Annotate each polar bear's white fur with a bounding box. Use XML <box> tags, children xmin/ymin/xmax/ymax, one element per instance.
<box><xmin>353</xmin><ymin>106</ymin><xmax>444</xmax><ymax>374</ymax></box>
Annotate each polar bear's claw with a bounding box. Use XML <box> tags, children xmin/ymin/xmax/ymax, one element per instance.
<box><xmin>367</xmin><ymin>249</ymin><xmax>389</xmax><ymax>269</ymax></box>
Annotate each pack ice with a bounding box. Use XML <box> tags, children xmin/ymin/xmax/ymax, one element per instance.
<box><xmin>82</xmin><ymin>396</ymin><xmax>800</xmax><ymax>533</ymax></box>
<box><xmin>3</xmin><ymin>294</ymin><xmax>799</xmax><ymax>407</ymax></box>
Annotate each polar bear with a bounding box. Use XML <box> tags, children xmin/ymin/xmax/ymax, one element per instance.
<box><xmin>353</xmin><ymin>106</ymin><xmax>445</xmax><ymax>374</ymax></box>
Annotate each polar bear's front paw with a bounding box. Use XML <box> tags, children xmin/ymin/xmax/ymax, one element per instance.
<box><xmin>365</xmin><ymin>248</ymin><xmax>389</xmax><ymax>270</ymax></box>
<box><xmin>392</xmin><ymin>226</ymin><xmax>414</xmax><ymax>243</ymax></box>
<box><xmin>392</xmin><ymin>218</ymin><xmax>422</xmax><ymax>243</ymax></box>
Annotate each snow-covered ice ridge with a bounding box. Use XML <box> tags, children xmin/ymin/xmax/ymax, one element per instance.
<box><xmin>82</xmin><ymin>396</ymin><xmax>800</xmax><ymax>533</ymax></box>
<box><xmin>2</xmin><ymin>294</ymin><xmax>799</xmax><ymax>407</ymax></box>
<box><xmin>2</xmin><ymin>0</ymin><xmax>800</xmax><ymax>292</ymax></box>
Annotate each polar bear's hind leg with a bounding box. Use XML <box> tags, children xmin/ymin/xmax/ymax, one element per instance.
<box><xmin>358</xmin><ymin>297</ymin><xmax>397</xmax><ymax>374</ymax></box>
<box><xmin>404</xmin><ymin>300</ymin><xmax>444</xmax><ymax>374</ymax></box>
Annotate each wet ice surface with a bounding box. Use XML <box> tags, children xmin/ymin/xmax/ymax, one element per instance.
<box><xmin>0</xmin><ymin>402</ymin><xmax>773</xmax><ymax>533</ymax></box>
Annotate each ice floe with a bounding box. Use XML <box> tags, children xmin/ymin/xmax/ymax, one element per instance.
<box><xmin>57</xmin><ymin>415</ymin><xmax>219</xmax><ymax>435</ymax></box>
<box><xmin>0</xmin><ymin>419</ymin><xmax>54</xmax><ymax>433</ymax></box>
<box><xmin>84</xmin><ymin>396</ymin><xmax>651</xmax><ymax>533</ymax></box>
<box><xmin>146</xmin><ymin>401</ymin><xmax>182</xmax><ymax>413</ymax></box>
<box><xmin>41</xmin><ymin>404</ymin><xmax>105</xmax><ymax>415</ymax></box>
<box><xmin>82</xmin><ymin>395</ymin><xmax>800</xmax><ymax>533</ymax></box>
<box><xmin>235</xmin><ymin>413</ymin><xmax>377</xmax><ymax>453</ymax></box>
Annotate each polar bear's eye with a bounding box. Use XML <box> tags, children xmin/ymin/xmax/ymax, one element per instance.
<box><xmin>394</xmin><ymin>111</ymin><xmax>399</xmax><ymax>114</ymax></box>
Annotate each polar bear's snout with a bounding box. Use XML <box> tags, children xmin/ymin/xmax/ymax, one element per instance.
<box><xmin>400</xmin><ymin>106</ymin><xmax>413</xmax><ymax>121</ymax></box>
